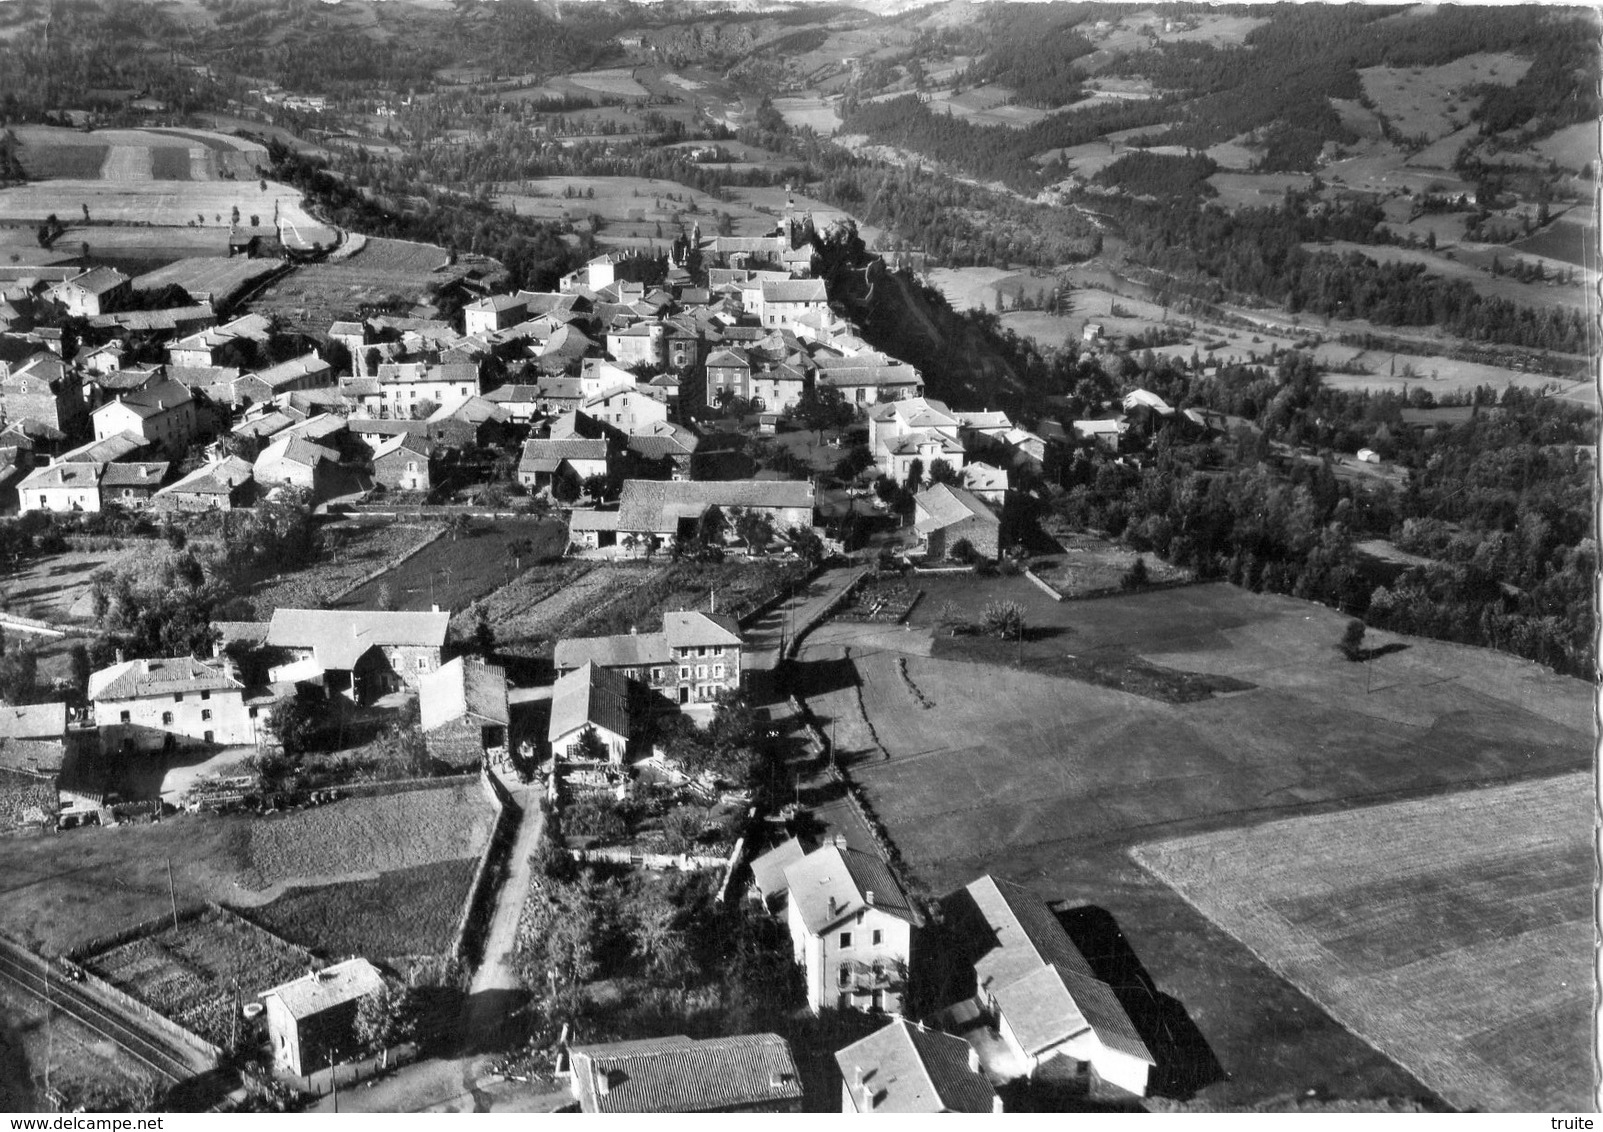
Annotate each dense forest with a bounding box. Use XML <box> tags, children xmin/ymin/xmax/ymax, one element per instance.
<box><xmin>1044</xmin><ymin>349</ymin><xmax>1594</xmax><ymax>678</ymax></box>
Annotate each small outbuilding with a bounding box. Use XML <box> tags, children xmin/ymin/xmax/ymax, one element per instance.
<box><xmin>260</xmin><ymin>958</ymin><xmax>385</xmax><ymax>1078</ymax></box>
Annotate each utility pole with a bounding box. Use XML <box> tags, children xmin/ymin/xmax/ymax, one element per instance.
<box><xmin>330</xmin><ymin>1049</ymin><xmax>338</xmax><ymax>1112</ymax></box>
<box><xmin>166</xmin><ymin>857</ymin><xmax>179</xmax><ymax>931</ymax></box>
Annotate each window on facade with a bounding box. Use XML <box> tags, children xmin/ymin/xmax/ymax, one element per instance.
<box><xmin>837</xmin><ymin>963</ymin><xmax>853</xmax><ymax>989</ymax></box>
<box><xmin>162</xmin><ymin>712</ymin><xmax>173</xmax><ymax>725</ymax></box>
<box><xmin>872</xmin><ymin>929</ymin><xmax>883</xmax><ymax>946</ymax></box>
<box><xmin>201</xmin><ymin>709</ymin><xmax>212</xmax><ymax>721</ymax></box>
<box><xmin>713</xmin><ymin>665</ymin><xmax>724</xmax><ymax>678</ymax></box>
<box><xmin>120</xmin><ymin>710</ymin><xmax>130</xmax><ymax>724</ymax></box>
<box><xmin>839</xmin><ymin>931</ymin><xmax>852</xmax><ymax>950</ymax></box>
<box><xmin>249</xmin><ymin>707</ymin><xmax>259</xmax><ymax>718</ymax></box>
<box><xmin>651</xmin><ymin>668</ymin><xmax>663</xmax><ymax>681</ymax></box>
<box><xmin>417</xmin><ymin>657</ymin><xmax>428</xmax><ymax>670</ymax></box>
<box><xmin>696</xmin><ymin>666</ymin><xmax>707</xmax><ymax>679</ymax></box>
<box><xmin>679</xmin><ymin>667</ymin><xmax>690</xmax><ymax>680</ymax></box>
<box><xmin>173</xmin><ymin>693</ymin><xmax>183</xmax><ymax>703</ymax></box>
<box><xmin>201</xmin><ymin>690</ymin><xmax>210</xmax><ymax>701</ymax></box>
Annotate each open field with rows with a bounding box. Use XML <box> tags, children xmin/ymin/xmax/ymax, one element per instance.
<box><xmin>248</xmin><ymin>858</ymin><xmax>478</xmax><ymax>961</ymax></box>
<box><xmin>1135</xmin><ymin>772</ymin><xmax>1591</xmax><ymax>1111</ymax></box>
<box><xmin>336</xmin><ymin>517</ymin><xmax>565</xmax><ymax>614</ymax></box>
<box><xmin>8</xmin><ymin>125</ymin><xmax>266</xmax><ymax>182</ymax></box>
<box><xmin>84</xmin><ymin>907</ymin><xmax>311</xmax><ymax>1049</ymax></box>
<box><xmin>1306</xmin><ymin>240</ymin><xmax>1590</xmax><ymax>312</ymax></box>
<box><xmin>794</xmin><ymin>579</ymin><xmax>1590</xmax><ymax>1107</ymax></box>
<box><xmin>1310</xmin><ymin>343</ymin><xmax>1596</xmax><ymax>406</ymax></box>
<box><xmin>236</xmin><ymin>781</ymin><xmax>494</xmax><ymax>895</ymax></box>
<box><xmin>446</xmin><ymin>559</ymin><xmax>594</xmax><ymax>645</ymax></box>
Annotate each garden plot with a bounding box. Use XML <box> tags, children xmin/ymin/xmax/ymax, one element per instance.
<box><xmin>248</xmin><ymin>858</ymin><xmax>479</xmax><ymax>960</ymax></box>
<box><xmin>84</xmin><ymin>907</ymin><xmax>312</xmax><ymax>1049</ymax></box>
<box><xmin>1134</xmin><ymin>772</ymin><xmax>1591</xmax><ymax>1112</ymax></box>
<box><xmin>245</xmin><ymin>521</ymin><xmax>441</xmax><ymax>617</ymax></box>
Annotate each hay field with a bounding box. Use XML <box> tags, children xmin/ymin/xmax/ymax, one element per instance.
<box><xmin>1312</xmin><ymin>343</ymin><xmax>1595</xmax><ymax>406</ymax></box>
<box><xmin>1359</xmin><ymin>53</ymin><xmax>1531</xmax><ymax>142</ymax></box>
<box><xmin>238</xmin><ymin>782</ymin><xmax>495</xmax><ymax>894</ymax></box>
<box><xmin>1532</xmin><ymin>122</ymin><xmax>1596</xmax><ymax>173</ymax></box>
<box><xmin>495</xmin><ymin>175</ymin><xmax>775</xmax><ymax>239</ymax></box>
<box><xmin>922</xmin><ymin>86</ymin><xmax>1049</xmax><ymax>130</ymax></box>
<box><xmin>1208</xmin><ymin>172</ymin><xmax>1313</xmax><ymax>210</ymax></box>
<box><xmin>1133</xmin><ymin>772</ymin><xmax>1591</xmax><ymax>1111</ymax></box>
<box><xmin>559</xmin><ymin>68</ymin><xmax>650</xmax><ymax>99</ymax></box>
<box><xmin>132</xmin><ymin>256</ymin><xmax>284</xmax><ymax>304</ymax></box>
<box><xmin>1306</xmin><ymin>240</ymin><xmax>1591</xmax><ymax>312</ymax></box>
<box><xmin>0</xmin><ymin>179</ymin><xmax>331</xmax><ymax>244</ymax></box>
<box><xmin>772</xmin><ymin>96</ymin><xmax>843</xmax><ymax>135</ymax></box>
<box><xmin>247</xmin><ymin>236</ymin><xmax>450</xmax><ymax>331</ymax></box>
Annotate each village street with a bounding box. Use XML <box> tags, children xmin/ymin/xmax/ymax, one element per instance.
<box><xmin>308</xmin><ymin>769</ymin><xmax>563</xmax><ymax>1113</ymax></box>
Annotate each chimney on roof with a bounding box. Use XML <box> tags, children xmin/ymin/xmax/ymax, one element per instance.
<box><xmin>968</xmin><ymin>1045</ymin><xmax>980</xmax><ymax>1074</ymax></box>
<box><xmin>827</xmin><ymin>895</ymin><xmax>838</xmax><ymax>917</ymax></box>
<box><xmin>993</xmin><ymin>1095</ymin><xmax>1005</xmax><ymax>1114</ymax></box>
<box><xmin>859</xmin><ymin>1082</ymin><xmax>874</xmax><ymax>1112</ymax></box>
<box><xmin>595</xmin><ymin>1068</ymin><xmax>611</xmax><ymax>1097</ymax></box>
<box><xmin>865</xmin><ymin>889</ymin><xmax>875</xmax><ymax>906</ymax></box>
<box><xmin>114</xmin><ymin>647</ymin><xmax>124</xmax><ymax>665</ymax></box>
<box><xmin>853</xmin><ymin>1066</ymin><xmax>864</xmax><ymax>1089</ymax></box>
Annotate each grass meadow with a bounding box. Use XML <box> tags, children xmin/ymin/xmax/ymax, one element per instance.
<box><xmin>1134</xmin><ymin>772</ymin><xmax>1591</xmax><ymax>1111</ymax></box>
<box><xmin>793</xmin><ymin>579</ymin><xmax>1590</xmax><ymax>1107</ymax></box>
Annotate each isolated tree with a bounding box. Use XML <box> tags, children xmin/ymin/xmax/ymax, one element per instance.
<box><xmin>928</xmin><ymin>458</ymin><xmax>959</xmax><ymax>486</ymax></box>
<box><xmin>949</xmin><ymin>537</ymin><xmax>976</xmax><ymax>565</ymax></box>
<box><xmin>904</xmin><ymin>458</ymin><xmax>924</xmax><ymax>491</ymax></box>
<box><xmin>81</xmin><ymin>203</ymin><xmax>89</xmax><ymax>223</ymax></box>
<box><xmin>980</xmin><ymin>600</ymin><xmax>1025</xmax><ymax>641</ymax></box>
<box><xmin>1121</xmin><ymin>556</ymin><xmax>1150</xmax><ymax>590</ymax></box>
<box><xmin>1340</xmin><ymin>618</ymin><xmax>1367</xmax><ymax>661</ymax></box>
<box><xmin>551</xmin><ymin>466</ymin><xmax>582</xmax><ymax>505</ymax></box>
<box><xmin>473</xmin><ymin>605</ymin><xmax>496</xmax><ymax>660</ymax></box>
<box><xmin>573</xmin><ymin>724</ymin><xmax>609</xmax><ymax>764</ymax></box>
<box><xmin>787</xmin><ymin>525</ymin><xmax>826</xmax><ymax>566</ymax></box>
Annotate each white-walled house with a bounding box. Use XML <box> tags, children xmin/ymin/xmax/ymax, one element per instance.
<box><xmin>548</xmin><ymin>662</ymin><xmax>633</xmax><ymax>762</ymax></box>
<box><xmin>782</xmin><ymin>840</ymin><xmax>921</xmax><ymax>1015</ymax></box>
<box><xmin>88</xmin><ymin>656</ymin><xmax>259</xmax><ymax>751</ymax></box>
<box><xmin>944</xmin><ymin>874</ymin><xmax>1155</xmax><ymax>1097</ymax></box>
<box><xmin>92</xmin><ymin>379</ymin><xmax>197</xmax><ymax>457</ymax></box>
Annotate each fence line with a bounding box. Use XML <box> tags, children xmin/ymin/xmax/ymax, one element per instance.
<box><xmin>451</xmin><ymin>767</ymin><xmax>518</xmax><ymax>964</ymax></box>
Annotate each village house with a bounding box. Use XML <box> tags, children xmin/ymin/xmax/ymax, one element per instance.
<box><xmin>88</xmin><ymin>656</ymin><xmax>258</xmax><ymax>751</ymax></box>
<box><xmin>463</xmin><ymin>293</ymin><xmax>529</xmax><ymax>336</ymax></box>
<box><xmin>253</xmin><ymin>435</ymin><xmax>338</xmax><ymax>496</ymax></box>
<box><xmin>153</xmin><ymin>455</ymin><xmax>255</xmax><ymax>511</ymax></box>
<box><xmin>374</xmin><ymin>361</ymin><xmax>481</xmax><ymax>420</ymax></box>
<box><xmin>371</xmin><ymin>432</ymin><xmax>435</xmax><ymax>492</ymax></box>
<box><xmin>234</xmin><ymin>353</ymin><xmax>334</xmax><ymax>408</ymax></box>
<box><xmin>569</xmin><ymin>478</ymin><xmax>815</xmax><ymax>552</ymax></box>
<box><xmin>91</xmin><ymin>379</ymin><xmax>197</xmax><ymax>457</ymax></box>
<box><xmin>913</xmin><ymin>484</ymin><xmax>1001</xmax><ymax>561</ymax></box>
<box><xmin>961</xmin><ymin>461</ymin><xmax>1010</xmax><ymax>504</ymax></box>
<box><xmin>834</xmin><ymin>1019</ymin><xmax>1001</xmax><ymax>1113</ymax></box>
<box><xmin>16</xmin><ymin>457</ymin><xmax>167</xmax><ymax>514</ymax></box>
<box><xmin>167</xmin><ymin>313</ymin><xmax>274</xmax><ymax>370</ymax></box>
<box><xmin>419</xmin><ymin>656</ymin><xmax>509</xmax><ymax>764</ymax></box>
<box><xmin>265</xmin><ymin>608</ymin><xmax>449</xmax><ymax>702</ymax></box>
<box><xmin>624</xmin><ymin>420</ymin><xmax>698</xmax><ymax>481</ymax></box>
<box><xmin>581</xmin><ymin>381</ymin><xmax>668</xmax><ymax>434</ymax></box>
<box><xmin>260</xmin><ymin>958</ymin><xmax>387</xmax><ymax>1079</ymax></box>
<box><xmin>566</xmin><ymin>1034</ymin><xmax>803</xmax><ymax>1114</ymax></box>
<box><xmin>940</xmin><ymin>874</ymin><xmax>1155</xmax><ymax>1097</ymax></box>
<box><xmin>783</xmin><ymin>839</ymin><xmax>921</xmax><ymax>1015</ymax></box>
<box><xmin>753</xmin><ymin>278</ymin><xmax>828</xmax><ymax>330</ymax></box>
<box><xmin>98</xmin><ymin>460</ymin><xmax>170</xmax><ymax>508</ymax></box>
<box><xmin>814</xmin><ymin>354</ymin><xmax>923</xmax><ymax>407</ymax></box>
<box><xmin>553</xmin><ymin>610</ymin><xmax>743</xmax><ymax>711</ymax></box>
<box><xmin>605</xmin><ymin>321</ymin><xmax>666</xmax><ymax>369</ymax></box>
<box><xmin>548</xmin><ymin>661</ymin><xmax>634</xmax><ymax>762</ymax></box>
<box><xmin>1</xmin><ymin>353</ymin><xmax>87</xmax><ymax>434</ymax></box>
<box><xmin>49</xmin><ymin>267</ymin><xmax>131</xmax><ymax>317</ymax></box>
<box><xmin>518</xmin><ymin>436</ymin><xmax>613</xmax><ymax>492</ymax></box>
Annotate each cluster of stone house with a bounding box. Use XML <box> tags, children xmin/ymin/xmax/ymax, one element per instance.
<box><xmin>547</xmin><ymin>610</ymin><xmax>744</xmax><ymax>760</ymax></box>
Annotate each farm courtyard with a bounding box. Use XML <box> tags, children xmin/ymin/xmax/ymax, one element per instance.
<box><xmin>791</xmin><ymin>578</ymin><xmax>1591</xmax><ymax>1109</ymax></box>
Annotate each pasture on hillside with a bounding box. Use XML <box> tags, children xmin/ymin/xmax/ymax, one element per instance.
<box><xmin>1357</xmin><ymin>54</ymin><xmax>1531</xmax><ymax>143</ymax></box>
<box><xmin>792</xmin><ymin>579</ymin><xmax>1590</xmax><ymax>1107</ymax></box>
<box><xmin>1134</xmin><ymin>772</ymin><xmax>1591</xmax><ymax>1111</ymax></box>
<box><xmin>494</xmin><ymin>175</ymin><xmax>776</xmax><ymax>242</ymax></box>
<box><xmin>0</xmin><ymin>179</ymin><xmax>334</xmax><ymax>247</ymax></box>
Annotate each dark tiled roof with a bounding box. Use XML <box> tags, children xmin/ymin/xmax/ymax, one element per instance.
<box><xmin>548</xmin><ymin>662</ymin><xmax>633</xmax><ymax>743</ymax></box>
<box><xmin>570</xmin><ymin>1033</ymin><xmax>801</xmax><ymax>1113</ymax></box>
<box><xmin>835</xmin><ymin>1019</ymin><xmax>997</xmax><ymax>1113</ymax></box>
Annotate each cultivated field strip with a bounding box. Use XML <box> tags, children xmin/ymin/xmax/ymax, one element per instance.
<box><xmin>1132</xmin><ymin>772</ymin><xmax>1592</xmax><ymax>1111</ymax></box>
